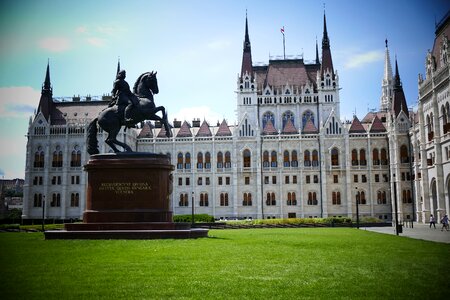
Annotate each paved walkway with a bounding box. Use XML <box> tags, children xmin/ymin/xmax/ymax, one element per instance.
<box><xmin>362</xmin><ymin>223</ymin><xmax>450</xmax><ymax>244</ymax></box>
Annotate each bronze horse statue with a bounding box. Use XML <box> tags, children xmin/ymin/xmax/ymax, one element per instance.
<box><xmin>86</xmin><ymin>71</ymin><xmax>171</xmax><ymax>155</ymax></box>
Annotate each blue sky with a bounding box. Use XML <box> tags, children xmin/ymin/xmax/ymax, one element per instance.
<box><xmin>0</xmin><ymin>0</ymin><xmax>448</xmax><ymax>179</ymax></box>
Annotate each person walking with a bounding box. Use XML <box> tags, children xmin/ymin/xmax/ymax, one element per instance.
<box><xmin>440</xmin><ymin>214</ymin><xmax>449</xmax><ymax>231</ymax></box>
<box><xmin>429</xmin><ymin>214</ymin><xmax>436</xmax><ymax>229</ymax></box>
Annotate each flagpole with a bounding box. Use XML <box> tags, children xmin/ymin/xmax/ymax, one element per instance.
<box><xmin>281</xmin><ymin>26</ymin><xmax>285</xmax><ymax>59</ymax></box>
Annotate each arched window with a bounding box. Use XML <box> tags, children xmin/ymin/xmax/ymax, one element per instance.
<box><xmin>220</xmin><ymin>193</ymin><xmax>229</xmax><ymax>206</ymax></box>
<box><xmin>197</xmin><ymin>152</ymin><xmax>203</xmax><ymax>169</ymax></box>
<box><xmin>312</xmin><ymin>150</ymin><xmax>319</xmax><ymax>167</ymax></box>
<box><xmin>262</xmin><ymin>112</ymin><xmax>275</xmax><ymax>128</ymax></box>
<box><xmin>33</xmin><ymin>193</ymin><xmax>43</xmax><ymax>207</ymax></box>
<box><xmin>331</xmin><ymin>148</ymin><xmax>339</xmax><ymax>166</ymax></box>
<box><xmin>359</xmin><ymin>149</ymin><xmax>366</xmax><ymax>165</ymax></box>
<box><xmin>402</xmin><ymin>189</ymin><xmax>412</xmax><ymax>203</ymax></box>
<box><xmin>263</xmin><ymin>151</ymin><xmax>270</xmax><ymax>168</ymax></box>
<box><xmin>304</xmin><ymin>150</ymin><xmax>311</xmax><ymax>167</ymax></box>
<box><xmin>71</xmin><ymin>146</ymin><xmax>81</xmax><ymax>167</ymax></box>
<box><xmin>52</xmin><ymin>146</ymin><xmax>63</xmax><ymax>168</ymax></box>
<box><xmin>34</xmin><ymin>146</ymin><xmax>45</xmax><ymax>168</ymax></box>
<box><xmin>217</xmin><ymin>151</ymin><xmax>223</xmax><ymax>168</ymax></box>
<box><xmin>205</xmin><ymin>152</ymin><xmax>211</xmax><ymax>169</ymax></box>
<box><xmin>225</xmin><ymin>151</ymin><xmax>231</xmax><ymax>168</ymax></box>
<box><xmin>283</xmin><ymin>150</ymin><xmax>290</xmax><ymax>167</ymax></box>
<box><xmin>70</xmin><ymin>193</ymin><xmax>80</xmax><ymax>207</ymax></box>
<box><xmin>302</xmin><ymin>111</ymin><xmax>314</xmax><ymax>129</ymax></box>
<box><xmin>332</xmin><ymin>191</ymin><xmax>341</xmax><ymax>205</ymax></box>
<box><xmin>185</xmin><ymin>152</ymin><xmax>191</xmax><ymax>169</ymax></box>
<box><xmin>357</xmin><ymin>191</ymin><xmax>366</xmax><ymax>205</ymax></box>
<box><xmin>287</xmin><ymin>192</ymin><xmax>297</xmax><ymax>205</ymax></box>
<box><xmin>352</xmin><ymin>149</ymin><xmax>358</xmax><ymax>166</ymax></box>
<box><xmin>271</xmin><ymin>151</ymin><xmax>277</xmax><ymax>167</ymax></box>
<box><xmin>400</xmin><ymin>145</ymin><xmax>409</xmax><ymax>163</ymax></box>
<box><xmin>179</xmin><ymin>193</ymin><xmax>188</xmax><ymax>206</ymax></box>
<box><xmin>51</xmin><ymin>193</ymin><xmax>61</xmax><ymax>207</ymax></box>
<box><xmin>266</xmin><ymin>192</ymin><xmax>276</xmax><ymax>206</ymax></box>
<box><xmin>243</xmin><ymin>193</ymin><xmax>252</xmax><ymax>206</ymax></box>
<box><xmin>380</xmin><ymin>148</ymin><xmax>388</xmax><ymax>165</ymax></box>
<box><xmin>177</xmin><ymin>152</ymin><xmax>183</xmax><ymax>169</ymax></box>
<box><xmin>200</xmin><ymin>193</ymin><xmax>209</xmax><ymax>206</ymax></box>
<box><xmin>308</xmin><ymin>192</ymin><xmax>318</xmax><ymax>205</ymax></box>
<box><xmin>372</xmin><ymin>149</ymin><xmax>380</xmax><ymax>165</ymax></box>
<box><xmin>377</xmin><ymin>191</ymin><xmax>387</xmax><ymax>204</ymax></box>
<box><xmin>243</xmin><ymin>149</ymin><xmax>251</xmax><ymax>168</ymax></box>
<box><xmin>291</xmin><ymin>150</ymin><xmax>298</xmax><ymax>167</ymax></box>
<box><xmin>282</xmin><ymin>111</ymin><xmax>295</xmax><ymax>128</ymax></box>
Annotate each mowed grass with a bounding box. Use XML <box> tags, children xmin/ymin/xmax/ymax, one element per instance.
<box><xmin>0</xmin><ymin>228</ymin><xmax>449</xmax><ymax>299</ymax></box>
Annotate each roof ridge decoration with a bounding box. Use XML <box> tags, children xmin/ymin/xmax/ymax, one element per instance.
<box><xmin>348</xmin><ymin>116</ymin><xmax>366</xmax><ymax>133</ymax></box>
<box><xmin>215</xmin><ymin>119</ymin><xmax>232</xmax><ymax>136</ymax></box>
<box><xmin>263</xmin><ymin>119</ymin><xmax>278</xmax><ymax>135</ymax></box>
<box><xmin>196</xmin><ymin>120</ymin><xmax>212</xmax><ymax>137</ymax></box>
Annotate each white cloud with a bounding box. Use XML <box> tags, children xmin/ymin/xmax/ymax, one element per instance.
<box><xmin>38</xmin><ymin>37</ymin><xmax>71</xmax><ymax>52</ymax></box>
<box><xmin>76</xmin><ymin>26</ymin><xmax>87</xmax><ymax>33</ymax></box>
<box><xmin>86</xmin><ymin>37</ymin><xmax>106</xmax><ymax>47</ymax></box>
<box><xmin>171</xmin><ymin>106</ymin><xmax>225</xmax><ymax>125</ymax></box>
<box><xmin>0</xmin><ymin>87</ymin><xmax>40</xmax><ymax>117</ymax></box>
<box><xmin>344</xmin><ymin>50</ymin><xmax>384</xmax><ymax>69</ymax></box>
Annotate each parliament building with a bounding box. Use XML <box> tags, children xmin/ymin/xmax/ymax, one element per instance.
<box><xmin>22</xmin><ymin>12</ymin><xmax>450</xmax><ymax>224</ymax></box>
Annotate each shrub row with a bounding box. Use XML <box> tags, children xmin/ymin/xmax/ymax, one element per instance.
<box><xmin>173</xmin><ymin>214</ymin><xmax>215</xmax><ymax>223</ymax></box>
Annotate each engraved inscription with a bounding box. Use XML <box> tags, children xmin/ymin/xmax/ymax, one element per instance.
<box><xmin>98</xmin><ymin>182</ymin><xmax>152</xmax><ymax>194</ymax></box>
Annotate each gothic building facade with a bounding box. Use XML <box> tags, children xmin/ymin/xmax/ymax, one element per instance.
<box><xmin>22</xmin><ymin>12</ymin><xmax>449</xmax><ymax>223</ymax></box>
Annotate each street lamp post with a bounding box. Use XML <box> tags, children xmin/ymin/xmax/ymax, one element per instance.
<box><xmin>191</xmin><ymin>191</ymin><xmax>195</xmax><ymax>226</ymax></box>
<box><xmin>41</xmin><ymin>195</ymin><xmax>46</xmax><ymax>232</ymax></box>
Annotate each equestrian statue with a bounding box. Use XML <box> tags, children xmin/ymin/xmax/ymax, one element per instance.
<box><xmin>86</xmin><ymin>70</ymin><xmax>171</xmax><ymax>155</ymax></box>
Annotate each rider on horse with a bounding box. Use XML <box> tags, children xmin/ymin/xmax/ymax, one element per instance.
<box><xmin>109</xmin><ymin>70</ymin><xmax>139</xmax><ymax>126</ymax></box>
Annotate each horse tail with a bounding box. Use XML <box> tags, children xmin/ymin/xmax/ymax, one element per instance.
<box><xmin>86</xmin><ymin>118</ymin><xmax>100</xmax><ymax>155</ymax></box>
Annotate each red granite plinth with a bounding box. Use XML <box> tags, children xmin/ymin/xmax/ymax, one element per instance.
<box><xmin>45</xmin><ymin>153</ymin><xmax>208</xmax><ymax>239</ymax></box>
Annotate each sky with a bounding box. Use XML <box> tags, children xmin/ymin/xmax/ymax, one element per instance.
<box><xmin>0</xmin><ymin>0</ymin><xmax>449</xmax><ymax>179</ymax></box>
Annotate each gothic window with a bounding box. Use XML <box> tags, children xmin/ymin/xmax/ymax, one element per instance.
<box><xmin>70</xmin><ymin>146</ymin><xmax>81</xmax><ymax>167</ymax></box>
<box><xmin>70</xmin><ymin>193</ymin><xmax>80</xmax><ymax>207</ymax></box>
<box><xmin>52</xmin><ymin>146</ymin><xmax>63</xmax><ymax>168</ymax></box>
<box><xmin>217</xmin><ymin>151</ymin><xmax>223</xmax><ymax>168</ymax></box>
<box><xmin>266</xmin><ymin>192</ymin><xmax>276</xmax><ymax>206</ymax></box>
<box><xmin>283</xmin><ymin>150</ymin><xmax>290</xmax><ymax>167</ymax></box>
<box><xmin>332</xmin><ymin>191</ymin><xmax>341</xmax><ymax>205</ymax></box>
<box><xmin>205</xmin><ymin>152</ymin><xmax>211</xmax><ymax>169</ymax></box>
<box><xmin>200</xmin><ymin>193</ymin><xmax>209</xmax><ymax>207</ymax></box>
<box><xmin>441</xmin><ymin>37</ymin><xmax>448</xmax><ymax>65</ymax></box>
<box><xmin>262</xmin><ymin>112</ymin><xmax>275</xmax><ymax>129</ymax></box>
<box><xmin>243</xmin><ymin>149</ymin><xmax>251</xmax><ymax>168</ymax></box>
<box><xmin>402</xmin><ymin>189</ymin><xmax>412</xmax><ymax>203</ymax></box>
<box><xmin>302</xmin><ymin>111</ymin><xmax>314</xmax><ymax>129</ymax></box>
<box><xmin>197</xmin><ymin>152</ymin><xmax>203</xmax><ymax>169</ymax></box>
<box><xmin>225</xmin><ymin>151</ymin><xmax>231</xmax><ymax>168</ymax></box>
<box><xmin>352</xmin><ymin>149</ymin><xmax>358</xmax><ymax>166</ymax></box>
<box><xmin>400</xmin><ymin>145</ymin><xmax>409</xmax><ymax>163</ymax></box>
<box><xmin>220</xmin><ymin>193</ymin><xmax>229</xmax><ymax>206</ymax></box>
<box><xmin>304</xmin><ymin>150</ymin><xmax>311</xmax><ymax>167</ymax></box>
<box><xmin>373</xmin><ymin>148</ymin><xmax>380</xmax><ymax>165</ymax></box>
<box><xmin>177</xmin><ymin>152</ymin><xmax>183</xmax><ymax>169</ymax></box>
<box><xmin>243</xmin><ymin>193</ymin><xmax>252</xmax><ymax>206</ymax></box>
<box><xmin>380</xmin><ymin>148</ymin><xmax>388</xmax><ymax>165</ymax></box>
<box><xmin>377</xmin><ymin>191</ymin><xmax>387</xmax><ymax>204</ymax></box>
<box><xmin>331</xmin><ymin>148</ymin><xmax>339</xmax><ymax>166</ymax></box>
<box><xmin>34</xmin><ymin>146</ymin><xmax>45</xmax><ymax>168</ymax></box>
<box><xmin>282</xmin><ymin>111</ymin><xmax>295</xmax><ymax>128</ymax></box>
<box><xmin>307</xmin><ymin>192</ymin><xmax>318</xmax><ymax>205</ymax></box>
<box><xmin>312</xmin><ymin>150</ymin><xmax>319</xmax><ymax>167</ymax></box>
<box><xmin>33</xmin><ymin>193</ymin><xmax>43</xmax><ymax>207</ymax></box>
<box><xmin>185</xmin><ymin>152</ymin><xmax>191</xmax><ymax>169</ymax></box>
<box><xmin>287</xmin><ymin>192</ymin><xmax>297</xmax><ymax>206</ymax></box>
<box><xmin>291</xmin><ymin>150</ymin><xmax>298</xmax><ymax>167</ymax></box>
<box><xmin>271</xmin><ymin>151</ymin><xmax>277</xmax><ymax>167</ymax></box>
<box><xmin>179</xmin><ymin>193</ymin><xmax>189</xmax><ymax>206</ymax></box>
<box><xmin>360</xmin><ymin>149</ymin><xmax>367</xmax><ymax>166</ymax></box>
<box><xmin>263</xmin><ymin>151</ymin><xmax>270</xmax><ymax>168</ymax></box>
<box><xmin>51</xmin><ymin>193</ymin><xmax>61</xmax><ymax>207</ymax></box>
<box><xmin>356</xmin><ymin>191</ymin><xmax>366</xmax><ymax>205</ymax></box>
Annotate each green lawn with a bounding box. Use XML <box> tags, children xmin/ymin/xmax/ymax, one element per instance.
<box><xmin>0</xmin><ymin>228</ymin><xmax>449</xmax><ymax>299</ymax></box>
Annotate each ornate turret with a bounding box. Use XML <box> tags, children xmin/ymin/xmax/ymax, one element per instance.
<box><xmin>37</xmin><ymin>61</ymin><xmax>53</xmax><ymax>121</ymax></box>
<box><xmin>240</xmin><ymin>12</ymin><xmax>253</xmax><ymax>80</ymax></box>
<box><xmin>380</xmin><ymin>39</ymin><xmax>394</xmax><ymax>111</ymax></box>
<box><xmin>391</xmin><ymin>58</ymin><xmax>408</xmax><ymax>117</ymax></box>
<box><xmin>315</xmin><ymin>38</ymin><xmax>320</xmax><ymax>64</ymax></box>
<box><xmin>321</xmin><ymin>12</ymin><xmax>334</xmax><ymax>78</ymax></box>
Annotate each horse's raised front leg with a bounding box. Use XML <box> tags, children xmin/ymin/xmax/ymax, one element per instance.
<box><xmin>106</xmin><ymin>128</ymin><xmax>132</xmax><ymax>152</ymax></box>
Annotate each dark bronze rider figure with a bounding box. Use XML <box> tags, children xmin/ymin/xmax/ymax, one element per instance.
<box><xmin>109</xmin><ymin>70</ymin><xmax>139</xmax><ymax>126</ymax></box>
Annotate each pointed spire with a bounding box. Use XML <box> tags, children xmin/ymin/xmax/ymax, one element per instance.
<box><xmin>42</xmin><ymin>59</ymin><xmax>52</xmax><ymax>96</ymax></box>
<box><xmin>240</xmin><ymin>11</ymin><xmax>253</xmax><ymax>79</ymax></box>
<box><xmin>394</xmin><ymin>56</ymin><xmax>401</xmax><ymax>87</ymax></box>
<box><xmin>37</xmin><ymin>61</ymin><xmax>53</xmax><ymax>122</ymax></box>
<box><xmin>391</xmin><ymin>57</ymin><xmax>409</xmax><ymax>117</ymax></box>
<box><xmin>380</xmin><ymin>39</ymin><xmax>393</xmax><ymax>111</ymax></box>
<box><xmin>315</xmin><ymin>37</ymin><xmax>320</xmax><ymax>64</ymax></box>
<box><xmin>116</xmin><ymin>57</ymin><xmax>121</xmax><ymax>76</ymax></box>
<box><xmin>321</xmin><ymin>11</ymin><xmax>334</xmax><ymax>78</ymax></box>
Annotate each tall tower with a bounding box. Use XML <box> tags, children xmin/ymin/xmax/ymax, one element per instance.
<box><xmin>380</xmin><ymin>39</ymin><xmax>394</xmax><ymax>111</ymax></box>
<box><xmin>36</xmin><ymin>61</ymin><xmax>53</xmax><ymax>121</ymax></box>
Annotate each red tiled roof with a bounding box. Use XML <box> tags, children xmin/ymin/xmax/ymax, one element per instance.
<box><xmin>349</xmin><ymin>116</ymin><xmax>366</xmax><ymax>133</ymax></box>
<box><xmin>282</xmin><ymin>118</ymin><xmax>297</xmax><ymax>134</ymax></box>
<box><xmin>215</xmin><ymin>119</ymin><xmax>232</xmax><ymax>136</ymax></box>
<box><xmin>302</xmin><ymin>118</ymin><xmax>318</xmax><ymax>134</ymax></box>
<box><xmin>137</xmin><ymin>122</ymin><xmax>153</xmax><ymax>138</ymax></box>
<box><xmin>369</xmin><ymin>116</ymin><xmax>386</xmax><ymax>133</ymax></box>
<box><xmin>196</xmin><ymin>120</ymin><xmax>212</xmax><ymax>137</ymax></box>
<box><xmin>176</xmin><ymin>121</ymin><xmax>192</xmax><ymax>138</ymax></box>
<box><xmin>263</xmin><ymin>119</ymin><xmax>277</xmax><ymax>135</ymax></box>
